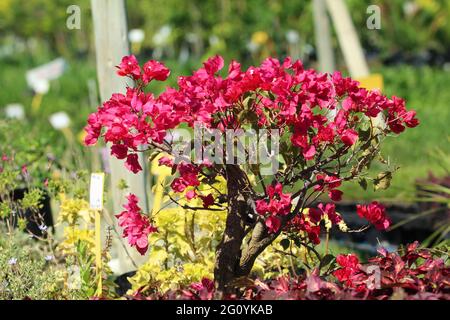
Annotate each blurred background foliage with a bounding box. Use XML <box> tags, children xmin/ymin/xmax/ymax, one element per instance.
<box><xmin>1</xmin><ymin>0</ymin><xmax>449</xmax><ymax>62</ymax></box>
<box><xmin>0</xmin><ymin>0</ymin><xmax>449</xmax><ymax>201</ymax></box>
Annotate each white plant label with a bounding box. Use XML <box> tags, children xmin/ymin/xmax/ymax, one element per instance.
<box><xmin>33</xmin><ymin>79</ymin><xmax>50</xmax><ymax>94</ymax></box>
<box><xmin>26</xmin><ymin>58</ymin><xmax>66</xmax><ymax>91</ymax></box>
<box><xmin>129</xmin><ymin>29</ymin><xmax>145</xmax><ymax>43</ymax></box>
<box><xmin>90</xmin><ymin>173</ymin><xmax>105</xmax><ymax>210</ymax></box>
<box><xmin>49</xmin><ymin>112</ymin><xmax>71</xmax><ymax>130</ymax></box>
<box><xmin>5</xmin><ymin>103</ymin><xmax>25</xmax><ymax>119</ymax></box>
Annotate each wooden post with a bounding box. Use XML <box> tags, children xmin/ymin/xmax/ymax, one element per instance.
<box><xmin>312</xmin><ymin>0</ymin><xmax>335</xmax><ymax>73</ymax></box>
<box><xmin>94</xmin><ymin>208</ymin><xmax>102</xmax><ymax>296</ymax></box>
<box><xmin>91</xmin><ymin>0</ymin><xmax>149</xmax><ymax>273</ymax></box>
<box><xmin>89</xmin><ymin>172</ymin><xmax>105</xmax><ymax>297</ymax></box>
<box><xmin>324</xmin><ymin>0</ymin><xmax>385</xmax><ymax>130</ymax></box>
<box><xmin>325</xmin><ymin>0</ymin><xmax>370</xmax><ymax>78</ymax></box>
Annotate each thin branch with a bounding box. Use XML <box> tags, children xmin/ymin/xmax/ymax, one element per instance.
<box><xmin>167</xmin><ymin>194</ymin><xmax>226</xmax><ymax>212</ymax></box>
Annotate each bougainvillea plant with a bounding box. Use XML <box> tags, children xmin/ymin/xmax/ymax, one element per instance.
<box><xmin>85</xmin><ymin>54</ymin><xmax>419</xmax><ymax>295</ymax></box>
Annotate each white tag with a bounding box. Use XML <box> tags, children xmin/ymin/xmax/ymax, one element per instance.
<box><xmin>5</xmin><ymin>103</ymin><xmax>25</xmax><ymax>120</ymax></box>
<box><xmin>153</xmin><ymin>25</ymin><xmax>172</xmax><ymax>46</ymax></box>
<box><xmin>26</xmin><ymin>58</ymin><xmax>66</xmax><ymax>89</ymax></box>
<box><xmin>49</xmin><ymin>111</ymin><xmax>71</xmax><ymax>130</ymax></box>
<box><xmin>89</xmin><ymin>173</ymin><xmax>105</xmax><ymax>210</ymax></box>
<box><xmin>286</xmin><ymin>30</ymin><xmax>300</xmax><ymax>44</ymax></box>
<box><xmin>129</xmin><ymin>29</ymin><xmax>145</xmax><ymax>43</ymax></box>
<box><xmin>33</xmin><ymin>79</ymin><xmax>50</xmax><ymax>94</ymax></box>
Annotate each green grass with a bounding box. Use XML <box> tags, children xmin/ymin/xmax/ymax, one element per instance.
<box><xmin>0</xmin><ymin>54</ymin><xmax>192</xmax><ymax>171</ymax></box>
<box><xmin>0</xmin><ymin>54</ymin><xmax>97</xmax><ymax>134</ymax></box>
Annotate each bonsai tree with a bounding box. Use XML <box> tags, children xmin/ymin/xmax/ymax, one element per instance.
<box><xmin>84</xmin><ymin>55</ymin><xmax>418</xmax><ymax>295</ymax></box>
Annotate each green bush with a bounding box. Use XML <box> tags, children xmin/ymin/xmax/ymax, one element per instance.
<box><xmin>0</xmin><ymin>230</ymin><xmax>62</xmax><ymax>300</ymax></box>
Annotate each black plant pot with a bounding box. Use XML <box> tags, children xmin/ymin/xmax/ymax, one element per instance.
<box><xmin>114</xmin><ymin>271</ymin><xmax>136</xmax><ymax>296</ymax></box>
<box><xmin>6</xmin><ymin>188</ymin><xmax>54</xmax><ymax>237</ymax></box>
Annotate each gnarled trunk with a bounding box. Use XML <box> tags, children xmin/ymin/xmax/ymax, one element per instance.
<box><xmin>214</xmin><ymin>165</ymin><xmax>248</xmax><ymax>295</ymax></box>
<box><xmin>214</xmin><ymin>165</ymin><xmax>279</xmax><ymax>296</ymax></box>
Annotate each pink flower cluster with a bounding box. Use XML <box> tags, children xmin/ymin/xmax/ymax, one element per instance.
<box><xmin>256</xmin><ymin>183</ymin><xmax>292</xmax><ymax>233</ymax></box>
<box><xmin>116</xmin><ymin>54</ymin><xmax>170</xmax><ymax>84</ymax></box>
<box><xmin>288</xmin><ymin>201</ymin><xmax>390</xmax><ymax>245</ymax></box>
<box><xmin>333</xmin><ymin>254</ymin><xmax>362</xmax><ymax>288</ymax></box>
<box><xmin>116</xmin><ymin>194</ymin><xmax>157</xmax><ymax>255</ymax></box>
<box><xmin>288</xmin><ymin>214</ymin><xmax>322</xmax><ymax>244</ymax></box>
<box><xmin>169</xmin><ymin>162</ymin><xmax>200</xmax><ymax>193</ymax></box>
<box><xmin>314</xmin><ymin>173</ymin><xmax>343</xmax><ymax>202</ymax></box>
<box><xmin>85</xmin><ymin>54</ymin><xmax>418</xmax><ymax>245</ymax></box>
<box><xmin>85</xmin><ymin>55</ymin><xmax>418</xmax><ymax>178</ymax></box>
<box><xmin>309</xmin><ymin>202</ymin><xmax>342</xmax><ymax>225</ymax></box>
<box><xmin>356</xmin><ymin>201</ymin><xmax>391</xmax><ymax>230</ymax></box>
<box><xmin>288</xmin><ymin>202</ymin><xmax>342</xmax><ymax>244</ymax></box>
<box><xmin>84</xmin><ymin>55</ymin><xmax>172</xmax><ymax>173</ymax></box>
<box><xmin>159</xmin><ymin>157</ymin><xmax>216</xmax><ymax>208</ymax></box>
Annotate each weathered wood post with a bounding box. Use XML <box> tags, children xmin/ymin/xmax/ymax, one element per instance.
<box><xmin>91</xmin><ymin>0</ymin><xmax>149</xmax><ymax>273</ymax></box>
<box><xmin>313</xmin><ymin>0</ymin><xmax>335</xmax><ymax>73</ymax></box>
<box><xmin>325</xmin><ymin>0</ymin><xmax>370</xmax><ymax>78</ymax></box>
<box><xmin>324</xmin><ymin>0</ymin><xmax>384</xmax><ymax>129</ymax></box>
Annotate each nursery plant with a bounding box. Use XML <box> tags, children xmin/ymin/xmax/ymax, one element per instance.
<box><xmin>0</xmin><ymin>233</ymin><xmax>61</xmax><ymax>300</ymax></box>
<box><xmin>85</xmin><ymin>54</ymin><xmax>419</xmax><ymax>295</ymax></box>
<box><xmin>133</xmin><ymin>241</ymin><xmax>449</xmax><ymax>300</ymax></box>
<box><xmin>0</xmin><ymin>120</ymin><xmax>53</xmax><ymax>237</ymax></box>
<box><xmin>0</xmin><ymin>126</ymin><xmax>117</xmax><ymax>299</ymax></box>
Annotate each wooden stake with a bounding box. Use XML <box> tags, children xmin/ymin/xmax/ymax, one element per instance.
<box><xmin>95</xmin><ymin>209</ymin><xmax>102</xmax><ymax>297</ymax></box>
<box><xmin>91</xmin><ymin>0</ymin><xmax>149</xmax><ymax>273</ymax></box>
<box><xmin>152</xmin><ymin>175</ymin><xmax>165</xmax><ymax>214</ymax></box>
<box><xmin>31</xmin><ymin>93</ymin><xmax>43</xmax><ymax>113</ymax></box>
<box><xmin>325</xmin><ymin>0</ymin><xmax>370</xmax><ymax>78</ymax></box>
<box><xmin>90</xmin><ymin>172</ymin><xmax>105</xmax><ymax>297</ymax></box>
<box><xmin>324</xmin><ymin>0</ymin><xmax>385</xmax><ymax>130</ymax></box>
<box><xmin>313</xmin><ymin>0</ymin><xmax>335</xmax><ymax>73</ymax></box>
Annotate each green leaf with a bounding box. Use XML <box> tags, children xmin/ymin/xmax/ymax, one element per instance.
<box><xmin>293</xmin><ymin>237</ymin><xmax>302</xmax><ymax>248</ymax></box>
<box><xmin>117</xmin><ymin>179</ymin><xmax>129</xmax><ymax>190</ymax></box>
<box><xmin>249</xmin><ymin>163</ymin><xmax>261</xmax><ymax>177</ymax></box>
<box><xmin>280</xmin><ymin>238</ymin><xmax>290</xmax><ymax>250</ymax></box>
<box><xmin>358</xmin><ymin>127</ymin><xmax>371</xmax><ymax>141</ymax></box>
<box><xmin>319</xmin><ymin>254</ymin><xmax>335</xmax><ymax>271</ymax></box>
<box><xmin>373</xmin><ymin>171</ymin><xmax>393</xmax><ymax>190</ymax></box>
<box><xmin>358</xmin><ymin>178</ymin><xmax>368</xmax><ymax>190</ymax></box>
